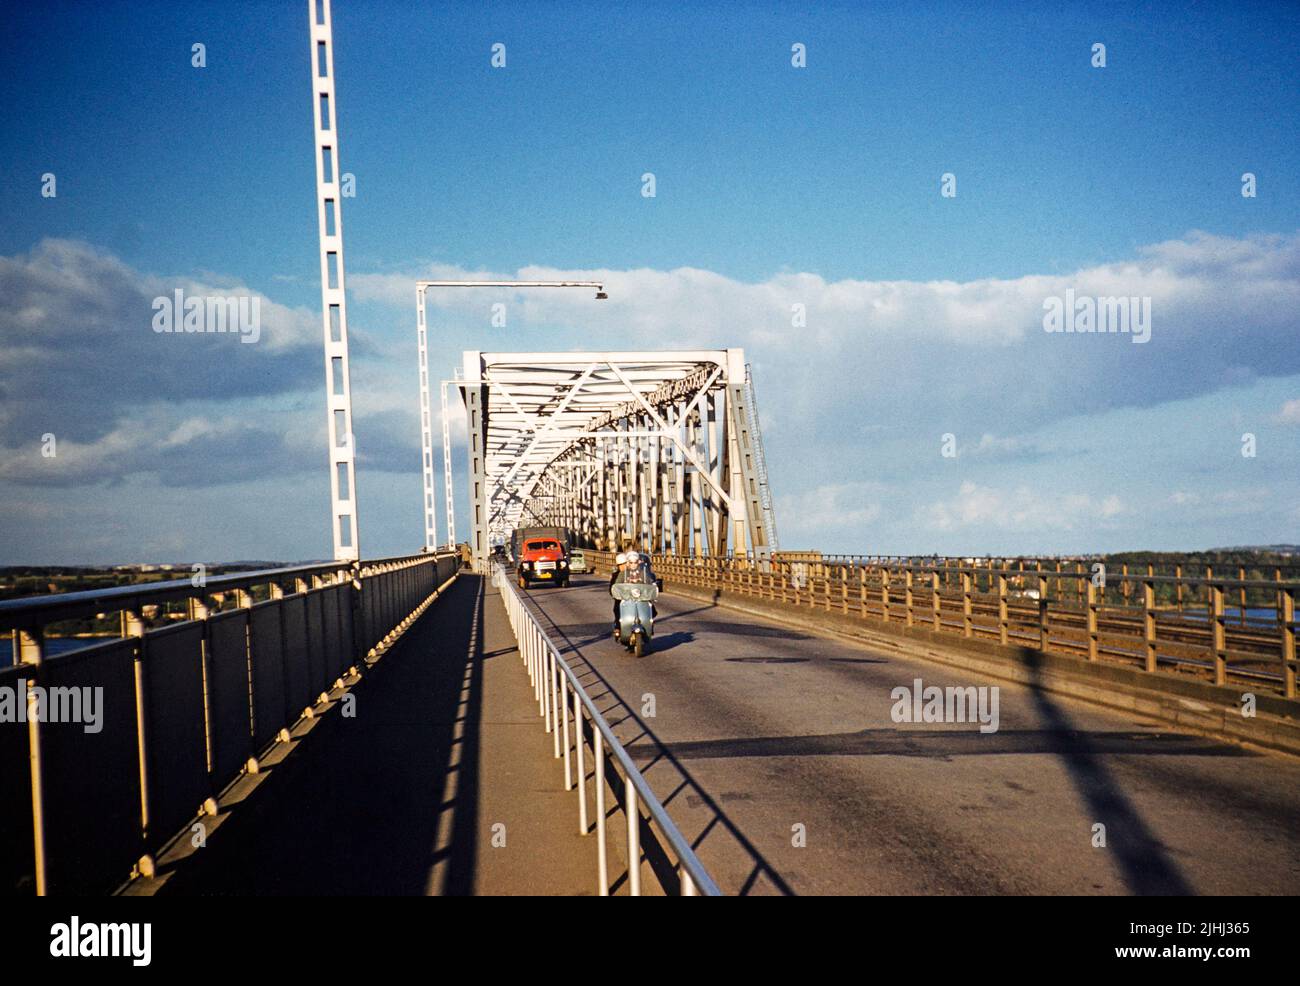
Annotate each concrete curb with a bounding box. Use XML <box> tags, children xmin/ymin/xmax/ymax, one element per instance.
<box><xmin>667</xmin><ymin>582</ymin><xmax>1300</xmax><ymax>758</ymax></box>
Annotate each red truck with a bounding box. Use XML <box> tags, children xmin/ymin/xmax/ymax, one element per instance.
<box><xmin>516</xmin><ymin>535</ymin><xmax>570</xmax><ymax>589</ymax></box>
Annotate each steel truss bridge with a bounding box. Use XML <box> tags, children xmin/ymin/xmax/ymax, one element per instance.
<box><xmin>453</xmin><ymin>349</ymin><xmax>779</xmax><ymax>572</ymax></box>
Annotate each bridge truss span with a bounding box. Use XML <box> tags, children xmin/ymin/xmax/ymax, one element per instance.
<box><xmin>456</xmin><ymin>349</ymin><xmax>776</xmax><ymax>570</ymax></box>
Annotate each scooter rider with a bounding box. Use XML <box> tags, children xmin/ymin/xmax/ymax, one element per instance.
<box><xmin>610</xmin><ymin>552</ymin><xmax>628</xmax><ymax>633</ymax></box>
<box><xmin>612</xmin><ymin>550</ymin><xmax>657</xmax><ymax>634</ymax></box>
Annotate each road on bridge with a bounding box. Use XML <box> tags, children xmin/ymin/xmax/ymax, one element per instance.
<box><xmin>520</xmin><ymin>572</ymin><xmax>1300</xmax><ymax>895</ymax></box>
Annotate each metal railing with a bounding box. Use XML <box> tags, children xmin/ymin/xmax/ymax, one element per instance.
<box><xmin>1</xmin><ymin>551</ymin><xmax>460</xmax><ymax>896</ymax></box>
<box><xmin>490</xmin><ymin>561</ymin><xmax>721</xmax><ymax>896</ymax></box>
<box><xmin>583</xmin><ymin>550</ymin><xmax>1298</xmax><ymax>700</ymax></box>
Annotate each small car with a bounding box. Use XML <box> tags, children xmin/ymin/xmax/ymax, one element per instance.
<box><xmin>568</xmin><ymin>549</ymin><xmax>589</xmax><ymax>574</ymax></box>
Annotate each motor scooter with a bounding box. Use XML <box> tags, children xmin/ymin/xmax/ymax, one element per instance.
<box><xmin>611</xmin><ymin>580</ymin><xmax>658</xmax><ymax>657</ymax></box>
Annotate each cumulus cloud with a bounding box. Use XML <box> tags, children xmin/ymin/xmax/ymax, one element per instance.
<box><xmin>0</xmin><ymin>239</ymin><xmax>323</xmax><ymax>446</ymax></box>
<box><xmin>0</xmin><ymin>413</ymin><xmax>321</xmax><ymax>487</ymax></box>
<box><xmin>919</xmin><ymin>481</ymin><xmax>1126</xmax><ymax>533</ymax></box>
<box><xmin>0</xmin><ymin>239</ymin><xmax>423</xmax><ymax>488</ymax></box>
<box><xmin>350</xmin><ymin>230</ymin><xmax>1300</xmax><ymax>457</ymax></box>
<box><xmin>776</xmin><ymin>481</ymin><xmax>886</xmax><ymax>539</ymax></box>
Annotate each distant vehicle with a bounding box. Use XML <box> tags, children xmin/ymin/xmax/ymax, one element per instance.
<box><xmin>509</xmin><ymin>525</ymin><xmax>571</xmax><ymax>564</ymax></box>
<box><xmin>568</xmin><ymin>549</ymin><xmax>589</xmax><ymax>574</ymax></box>
<box><xmin>517</xmin><ymin>537</ymin><xmax>569</xmax><ymax>589</ymax></box>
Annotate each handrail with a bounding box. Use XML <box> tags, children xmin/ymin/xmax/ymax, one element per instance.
<box><xmin>656</xmin><ymin>555</ymin><xmax>1296</xmax><ymax>592</ymax></box>
<box><xmin>0</xmin><ymin>553</ymin><xmax>443</xmax><ymax>633</ymax></box>
<box><xmin>2</xmin><ymin>550</ymin><xmax>460</xmax><ymax>895</ymax></box>
<box><xmin>580</xmin><ymin>548</ymin><xmax>1298</xmax><ymax>699</ymax></box>
<box><xmin>491</xmin><ymin>561</ymin><xmax>721</xmax><ymax>897</ymax></box>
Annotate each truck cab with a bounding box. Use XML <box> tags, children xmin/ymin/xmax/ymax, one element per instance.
<box><xmin>516</xmin><ymin>537</ymin><xmax>569</xmax><ymax>589</ymax></box>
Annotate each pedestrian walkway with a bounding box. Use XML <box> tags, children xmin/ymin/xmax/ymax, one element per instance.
<box><xmin>126</xmin><ymin>575</ymin><xmax>614</xmax><ymax>896</ymax></box>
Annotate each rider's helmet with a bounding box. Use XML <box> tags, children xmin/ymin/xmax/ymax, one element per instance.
<box><xmin>624</xmin><ymin>551</ymin><xmax>639</xmax><ymax>564</ymax></box>
<box><xmin>615</xmin><ymin>552</ymin><xmax>627</xmax><ymax>566</ymax></box>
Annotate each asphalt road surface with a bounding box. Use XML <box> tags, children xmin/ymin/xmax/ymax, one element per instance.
<box><xmin>519</xmin><ymin>573</ymin><xmax>1300</xmax><ymax>895</ymax></box>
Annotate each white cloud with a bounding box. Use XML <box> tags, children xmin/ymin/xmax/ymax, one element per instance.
<box><xmin>0</xmin><ymin>239</ymin><xmax>422</xmax><ymax>487</ymax></box>
<box><xmin>919</xmin><ymin>481</ymin><xmax>1125</xmax><ymax>533</ymax></box>
<box><xmin>776</xmin><ymin>481</ymin><xmax>886</xmax><ymax>540</ymax></box>
<box><xmin>349</xmin><ymin>231</ymin><xmax>1300</xmax><ymax>450</ymax></box>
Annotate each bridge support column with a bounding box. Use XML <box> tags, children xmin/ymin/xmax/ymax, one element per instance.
<box><xmin>16</xmin><ymin>630</ymin><xmax>48</xmax><ymax>895</ymax></box>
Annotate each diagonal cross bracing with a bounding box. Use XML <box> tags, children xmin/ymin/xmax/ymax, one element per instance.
<box><xmin>454</xmin><ymin>350</ymin><xmax>776</xmax><ymax>571</ymax></box>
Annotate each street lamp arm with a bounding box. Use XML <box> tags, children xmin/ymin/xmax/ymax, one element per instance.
<box><xmin>416</xmin><ymin>279</ymin><xmax>605</xmax><ymax>289</ymax></box>
<box><xmin>416</xmin><ymin>276</ymin><xmax>611</xmax><ymax>552</ymax></box>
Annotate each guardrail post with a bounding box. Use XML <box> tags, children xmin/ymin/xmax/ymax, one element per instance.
<box><xmin>961</xmin><ymin>572</ymin><xmax>973</xmax><ymax>638</ymax></box>
<box><xmin>626</xmin><ymin>774</ymin><xmax>641</xmax><ymax>897</ymax></box>
<box><xmin>1086</xmin><ymin>580</ymin><xmax>1099</xmax><ymax>661</ymax></box>
<box><xmin>905</xmin><ymin>569</ymin><xmax>914</xmax><ymax>627</ymax></box>
<box><xmin>121</xmin><ymin>607</ymin><xmax>154</xmax><ymax>878</ymax></box>
<box><xmin>840</xmin><ymin>569</ymin><xmax>848</xmax><ymax>614</ymax></box>
<box><xmin>1282</xmin><ymin>587</ymin><xmax>1296</xmax><ymax>699</ymax></box>
<box><xmin>16</xmin><ymin>629</ymin><xmax>48</xmax><ymax>895</ymax></box>
<box><xmin>881</xmin><ymin>568</ymin><xmax>891</xmax><ymax>623</ymax></box>
<box><xmin>1143</xmin><ymin>579</ymin><xmax>1158</xmax><ymax>673</ymax></box>
<box><xmin>595</xmin><ymin>728</ymin><xmax>608</xmax><ymax>896</ymax></box>
<box><xmin>932</xmin><ymin>572</ymin><xmax>941</xmax><ymax>630</ymax></box>
<box><xmin>348</xmin><ymin>560</ymin><xmax>365</xmax><ymax>662</ymax></box>
<box><xmin>1038</xmin><ymin>574</ymin><xmax>1049</xmax><ymax>651</ymax></box>
<box><xmin>1239</xmin><ymin>566</ymin><xmax>1248</xmax><ymax>626</ymax></box>
<box><xmin>574</xmin><ymin>687</ymin><xmax>587</xmax><ymax>831</ymax></box>
<box><xmin>549</xmin><ymin>651</ymin><xmax>561</xmax><ymax>756</ymax></box>
<box><xmin>1211</xmin><ymin>584</ymin><xmax>1227</xmax><ymax>685</ymax></box>
<box><xmin>187</xmin><ymin>594</ymin><xmax>217</xmax><ymax>779</ymax></box>
<box><xmin>997</xmin><ymin>573</ymin><xmax>1008</xmax><ymax>645</ymax></box>
<box><xmin>544</xmin><ymin>642</ymin><xmax>553</xmax><ymax>734</ymax></box>
<box><xmin>561</xmin><ymin>671</ymin><xmax>572</xmax><ymax>786</ymax></box>
<box><xmin>536</xmin><ymin>628</ymin><xmax>546</xmax><ymax>717</ymax></box>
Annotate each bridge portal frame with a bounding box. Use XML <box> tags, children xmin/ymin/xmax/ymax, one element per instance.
<box><xmin>453</xmin><ymin>349</ymin><xmax>774</xmax><ymax>572</ymax></box>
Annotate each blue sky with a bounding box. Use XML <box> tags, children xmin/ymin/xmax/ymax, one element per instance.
<box><xmin>1</xmin><ymin>0</ymin><xmax>1297</xmax><ymax>563</ymax></box>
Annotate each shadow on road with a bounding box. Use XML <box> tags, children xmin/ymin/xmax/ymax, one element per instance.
<box><xmin>1021</xmin><ymin>650</ymin><xmax>1199</xmax><ymax>895</ymax></box>
<box><xmin>623</xmin><ymin>727</ymin><xmax>1252</xmax><ymax>761</ymax></box>
<box><xmin>522</xmin><ymin>588</ymin><xmax>796</xmax><ymax>896</ymax></box>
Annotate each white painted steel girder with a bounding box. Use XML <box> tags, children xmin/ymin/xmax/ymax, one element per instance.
<box><xmin>451</xmin><ymin>350</ymin><xmax>774</xmax><ymax>571</ymax></box>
